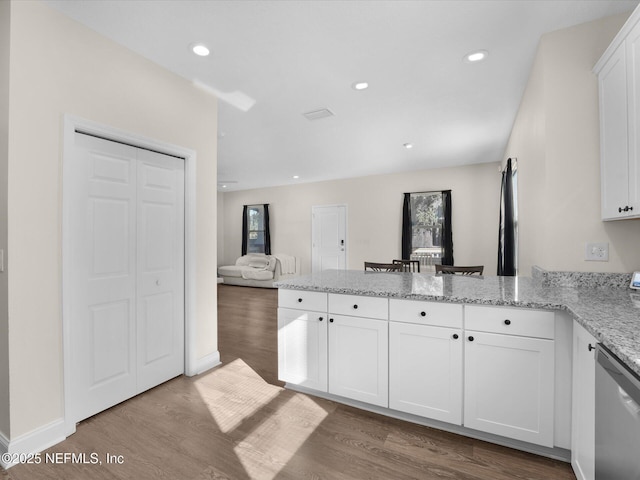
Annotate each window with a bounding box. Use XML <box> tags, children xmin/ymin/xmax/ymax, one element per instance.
<box><xmin>242</xmin><ymin>204</ymin><xmax>271</xmax><ymax>255</ymax></box>
<box><xmin>402</xmin><ymin>191</ymin><xmax>453</xmax><ymax>269</ymax></box>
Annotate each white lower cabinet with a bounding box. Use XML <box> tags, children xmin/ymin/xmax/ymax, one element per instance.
<box><xmin>463</xmin><ymin>330</ymin><xmax>555</xmax><ymax>447</ymax></box>
<box><xmin>389</xmin><ymin>322</ymin><xmax>463</xmax><ymax>424</ymax></box>
<box><xmin>277</xmin><ymin>307</ymin><xmax>328</xmax><ymax>391</ymax></box>
<box><xmin>571</xmin><ymin>321</ymin><xmax>597</xmax><ymax>480</ymax></box>
<box><xmin>328</xmin><ymin>314</ymin><xmax>389</xmax><ymax>407</ymax></box>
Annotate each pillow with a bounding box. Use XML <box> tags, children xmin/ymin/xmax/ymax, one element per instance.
<box><xmin>235</xmin><ymin>256</ymin><xmax>252</xmax><ymax>266</ymax></box>
<box><xmin>248</xmin><ymin>257</ymin><xmax>270</xmax><ymax>268</ymax></box>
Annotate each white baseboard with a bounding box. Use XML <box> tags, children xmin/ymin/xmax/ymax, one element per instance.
<box><xmin>0</xmin><ymin>418</ymin><xmax>66</xmax><ymax>469</ymax></box>
<box><xmin>194</xmin><ymin>350</ymin><xmax>221</xmax><ymax>375</ymax></box>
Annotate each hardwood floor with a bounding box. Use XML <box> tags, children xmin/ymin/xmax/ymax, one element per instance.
<box><xmin>1</xmin><ymin>284</ymin><xmax>576</xmax><ymax>480</ymax></box>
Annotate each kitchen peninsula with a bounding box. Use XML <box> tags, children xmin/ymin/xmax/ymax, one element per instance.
<box><xmin>275</xmin><ymin>268</ymin><xmax>640</xmax><ymax>467</ymax></box>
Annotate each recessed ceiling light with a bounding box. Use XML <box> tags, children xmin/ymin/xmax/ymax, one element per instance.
<box><xmin>403</xmin><ymin>143</ymin><xmax>413</xmax><ymax>149</ymax></box>
<box><xmin>352</xmin><ymin>81</ymin><xmax>369</xmax><ymax>90</ymax></box>
<box><xmin>293</xmin><ymin>175</ymin><xmax>300</xmax><ymax>179</ymax></box>
<box><xmin>192</xmin><ymin>43</ymin><xmax>210</xmax><ymax>57</ymax></box>
<box><xmin>221</xmin><ymin>185</ymin><xmax>227</xmax><ymax>188</ymax></box>
<box><xmin>464</xmin><ymin>50</ymin><xmax>488</xmax><ymax>63</ymax></box>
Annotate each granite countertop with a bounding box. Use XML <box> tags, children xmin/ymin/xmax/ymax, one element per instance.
<box><xmin>275</xmin><ymin>270</ymin><xmax>640</xmax><ymax>378</ymax></box>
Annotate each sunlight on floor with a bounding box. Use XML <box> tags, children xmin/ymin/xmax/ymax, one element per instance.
<box><xmin>194</xmin><ymin>358</ymin><xmax>329</xmax><ymax>480</ymax></box>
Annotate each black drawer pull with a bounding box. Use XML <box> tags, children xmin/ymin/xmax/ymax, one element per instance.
<box><xmin>420</xmin><ymin>311</ymin><xmax>426</xmax><ymax>317</ymax></box>
<box><xmin>319</xmin><ymin>317</ymin><xmax>323</xmax><ymax>322</ymax></box>
<box><xmin>452</xmin><ymin>334</ymin><xmax>459</xmax><ymax>340</ymax></box>
<box><xmin>588</xmin><ymin>343</ymin><xmax>595</xmax><ymax>352</ymax></box>
<box><xmin>329</xmin><ymin>318</ymin><xmax>334</xmax><ymax>323</ymax></box>
<box><xmin>297</xmin><ymin>298</ymin><xmax>303</xmax><ymax>303</ymax></box>
<box><xmin>468</xmin><ymin>336</ymin><xmax>474</xmax><ymax>342</ymax></box>
<box><xmin>504</xmin><ymin>319</ymin><xmax>511</xmax><ymax>325</ymax></box>
<box><xmin>353</xmin><ymin>304</ymin><xmax>358</xmax><ymax>309</ymax></box>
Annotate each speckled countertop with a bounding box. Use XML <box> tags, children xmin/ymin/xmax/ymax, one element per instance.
<box><xmin>275</xmin><ymin>270</ymin><xmax>640</xmax><ymax>377</ymax></box>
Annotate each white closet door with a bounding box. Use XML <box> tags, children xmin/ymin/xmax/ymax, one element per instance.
<box><xmin>136</xmin><ymin>149</ymin><xmax>184</xmax><ymax>392</ymax></box>
<box><xmin>68</xmin><ymin>133</ymin><xmax>185</xmax><ymax>423</ymax></box>
<box><xmin>69</xmin><ymin>134</ymin><xmax>138</xmax><ymax>422</ymax></box>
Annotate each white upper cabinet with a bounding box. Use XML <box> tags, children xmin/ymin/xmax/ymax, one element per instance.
<box><xmin>595</xmin><ymin>7</ymin><xmax>640</xmax><ymax>220</ymax></box>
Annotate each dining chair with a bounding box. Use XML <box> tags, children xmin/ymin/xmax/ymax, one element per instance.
<box><xmin>435</xmin><ymin>265</ymin><xmax>484</xmax><ymax>275</ymax></box>
<box><xmin>364</xmin><ymin>262</ymin><xmax>403</xmax><ymax>272</ymax></box>
<box><xmin>392</xmin><ymin>259</ymin><xmax>420</xmax><ymax>273</ymax></box>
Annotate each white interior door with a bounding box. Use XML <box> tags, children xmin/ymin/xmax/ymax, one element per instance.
<box><xmin>68</xmin><ymin>133</ymin><xmax>184</xmax><ymax>423</ymax></box>
<box><xmin>311</xmin><ymin>205</ymin><xmax>346</xmax><ymax>272</ymax></box>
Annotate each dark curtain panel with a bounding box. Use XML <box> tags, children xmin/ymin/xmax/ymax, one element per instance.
<box><xmin>401</xmin><ymin>193</ymin><xmax>412</xmax><ymax>259</ymax></box>
<box><xmin>498</xmin><ymin>158</ymin><xmax>516</xmax><ymax>276</ymax></box>
<box><xmin>241</xmin><ymin>205</ymin><xmax>248</xmax><ymax>256</ymax></box>
<box><xmin>441</xmin><ymin>190</ymin><xmax>454</xmax><ymax>265</ymax></box>
<box><xmin>263</xmin><ymin>204</ymin><xmax>271</xmax><ymax>255</ymax></box>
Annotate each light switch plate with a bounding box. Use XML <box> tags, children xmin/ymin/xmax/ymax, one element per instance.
<box><xmin>585</xmin><ymin>242</ymin><xmax>609</xmax><ymax>261</ymax></box>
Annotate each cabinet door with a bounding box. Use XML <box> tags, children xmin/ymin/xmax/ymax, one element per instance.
<box><xmin>277</xmin><ymin>308</ymin><xmax>327</xmax><ymax>391</ymax></box>
<box><xmin>627</xmin><ymin>22</ymin><xmax>640</xmax><ymax>216</ymax></box>
<box><xmin>464</xmin><ymin>331</ymin><xmax>555</xmax><ymax>447</ymax></box>
<box><xmin>571</xmin><ymin>322</ymin><xmax>597</xmax><ymax>480</ymax></box>
<box><xmin>328</xmin><ymin>315</ymin><xmax>388</xmax><ymax>407</ymax></box>
<box><xmin>599</xmin><ymin>44</ymin><xmax>630</xmax><ymax>220</ymax></box>
<box><xmin>389</xmin><ymin>322</ymin><xmax>462</xmax><ymax>424</ymax></box>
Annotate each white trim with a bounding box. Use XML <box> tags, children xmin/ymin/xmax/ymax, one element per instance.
<box><xmin>61</xmin><ymin>115</ymin><xmax>198</xmax><ymax>435</ymax></box>
<box><xmin>0</xmin><ymin>419</ymin><xmax>66</xmax><ymax>469</ymax></box>
<box><xmin>195</xmin><ymin>351</ymin><xmax>222</xmax><ymax>375</ymax></box>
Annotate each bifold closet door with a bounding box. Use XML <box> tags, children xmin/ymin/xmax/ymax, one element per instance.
<box><xmin>68</xmin><ymin>133</ymin><xmax>184</xmax><ymax>423</ymax></box>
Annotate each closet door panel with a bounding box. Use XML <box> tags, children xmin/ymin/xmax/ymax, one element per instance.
<box><xmin>69</xmin><ymin>133</ymin><xmax>138</xmax><ymax>423</ymax></box>
<box><xmin>136</xmin><ymin>149</ymin><xmax>185</xmax><ymax>392</ymax></box>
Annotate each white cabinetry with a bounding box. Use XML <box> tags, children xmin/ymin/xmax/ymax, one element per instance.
<box><xmin>595</xmin><ymin>9</ymin><xmax>640</xmax><ymax>220</ymax></box>
<box><xmin>327</xmin><ymin>294</ymin><xmax>389</xmax><ymax>407</ymax></box>
<box><xmin>464</xmin><ymin>306</ymin><xmax>555</xmax><ymax>447</ymax></box>
<box><xmin>388</xmin><ymin>299</ymin><xmax>463</xmax><ymax>424</ymax></box>
<box><xmin>571</xmin><ymin>321</ymin><xmax>597</xmax><ymax>480</ymax></box>
<box><xmin>277</xmin><ymin>290</ymin><xmax>328</xmax><ymax>391</ymax></box>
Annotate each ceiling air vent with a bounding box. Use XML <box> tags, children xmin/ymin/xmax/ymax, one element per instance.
<box><xmin>303</xmin><ymin>108</ymin><xmax>335</xmax><ymax>121</ymax></box>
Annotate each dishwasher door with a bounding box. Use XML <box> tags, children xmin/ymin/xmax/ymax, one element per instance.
<box><xmin>595</xmin><ymin>344</ymin><xmax>640</xmax><ymax>480</ymax></box>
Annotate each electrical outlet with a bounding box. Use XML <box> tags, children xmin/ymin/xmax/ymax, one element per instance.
<box><xmin>585</xmin><ymin>242</ymin><xmax>609</xmax><ymax>261</ymax></box>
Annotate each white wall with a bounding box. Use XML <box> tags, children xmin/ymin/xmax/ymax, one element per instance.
<box><xmin>505</xmin><ymin>12</ymin><xmax>640</xmax><ymax>274</ymax></box>
<box><xmin>0</xmin><ymin>0</ymin><xmax>11</xmax><ymax>440</ymax></box>
<box><xmin>221</xmin><ymin>162</ymin><xmax>501</xmax><ymax>275</ymax></box>
<box><xmin>6</xmin><ymin>0</ymin><xmax>218</xmax><ymax>439</ymax></box>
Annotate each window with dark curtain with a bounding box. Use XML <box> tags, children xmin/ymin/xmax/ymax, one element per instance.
<box><xmin>402</xmin><ymin>191</ymin><xmax>453</xmax><ymax>269</ymax></box>
<box><xmin>241</xmin><ymin>204</ymin><xmax>271</xmax><ymax>255</ymax></box>
<box><xmin>498</xmin><ymin>159</ymin><xmax>517</xmax><ymax>276</ymax></box>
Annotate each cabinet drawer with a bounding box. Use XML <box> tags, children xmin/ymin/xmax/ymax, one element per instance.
<box><xmin>465</xmin><ymin>305</ymin><xmax>555</xmax><ymax>339</ymax></box>
<box><xmin>329</xmin><ymin>293</ymin><xmax>388</xmax><ymax>320</ymax></box>
<box><xmin>278</xmin><ymin>289</ymin><xmax>327</xmax><ymax>312</ymax></box>
<box><xmin>389</xmin><ymin>299</ymin><xmax>462</xmax><ymax>328</ymax></box>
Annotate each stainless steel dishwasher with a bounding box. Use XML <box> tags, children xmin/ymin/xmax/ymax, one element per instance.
<box><xmin>595</xmin><ymin>344</ymin><xmax>640</xmax><ymax>479</ymax></box>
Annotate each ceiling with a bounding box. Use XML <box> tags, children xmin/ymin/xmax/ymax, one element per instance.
<box><xmin>45</xmin><ymin>0</ymin><xmax>639</xmax><ymax>192</ymax></box>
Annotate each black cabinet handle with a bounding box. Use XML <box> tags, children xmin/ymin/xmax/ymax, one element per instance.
<box><xmin>452</xmin><ymin>334</ymin><xmax>459</xmax><ymax>340</ymax></box>
<box><xmin>298</xmin><ymin>298</ymin><xmax>303</xmax><ymax>303</ymax></box>
<box><xmin>619</xmin><ymin>206</ymin><xmax>633</xmax><ymax>213</ymax></box>
<box><xmin>588</xmin><ymin>343</ymin><xmax>595</xmax><ymax>352</ymax></box>
<box><xmin>329</xmin><ymin>318</ymin><xmax>334</xmax><ymax>323</ymax></box>
<box><xmin>353</xmin><ymin>304</ymin><xmax>358</xmax><ymax>309</ymax></box>
<box><xmin>631</xmin><ymin>206</ymin><xmax>635</xmax><ymax>211</ymax></box>
<box><xmin>504</xmin><ymin>319</ymin><xmax>511</xmax><ymax>325</ymax></box>
<box><xmin>319</xmin><ymin>317</ymin><xmax>323</xmax><ymax>322</ymax></box>
<box><xmin>420</xmin><ymin>311</ymin><xmax>426</xmax><ymax>317</ymax></box>
<box><xmin>468</xmin><ymin>336</ymin><xmax>474</xmax><ymax>342</ymax></box>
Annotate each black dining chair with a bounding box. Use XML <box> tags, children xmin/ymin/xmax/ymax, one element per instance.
<box><xmin>392</xmin><ymin>259</ymin><xmax>420</xmax><ymax>272</ymax></box>
<box><xmin>364</xmin><ymin>262</ymin><xmax>403</xmax><ymax>272</ymax></box>
<box><xmin>435</xmin><ymin>265</ymin><xmax>484</xmax><ymax>275</ymax></box>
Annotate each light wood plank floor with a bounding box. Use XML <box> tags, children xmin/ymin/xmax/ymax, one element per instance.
<box><xmin>1</xmin><ymin>284</ymin><xmax>576</xmax><ymax>480</ymax></box>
